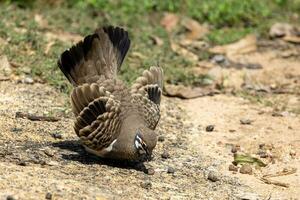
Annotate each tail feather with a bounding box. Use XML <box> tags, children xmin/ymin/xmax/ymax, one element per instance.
<box><xmin>58</xmin><ymin>26</ymin><xmax>130</xmax><ymax>86</ymax></box>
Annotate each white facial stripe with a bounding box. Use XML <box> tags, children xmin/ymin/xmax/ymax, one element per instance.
<box><xmin>136</xmin><ymin>135</ymin><xmax>142</xmax><ymax>143</ymax></box>
<box><xmin>135</xmin><ymin>139</ymin><xmax>142</xmax><ymax>149</ymax></box>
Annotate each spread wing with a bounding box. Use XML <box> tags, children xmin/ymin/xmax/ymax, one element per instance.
<box><xmin>131</xmin><ymin>66</ymin><xmax>164</xmax><ymax>129</ymax></box>
<box><xmin>71</xmin><ymin>83</ymin><xmax>121</xmax><ymax>150</ymax></box>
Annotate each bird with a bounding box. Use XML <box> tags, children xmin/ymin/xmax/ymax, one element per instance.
<box><xmin>57</xmin><ymin>26</ymin><xmax>163</xmax><ymax>161</ymax></box>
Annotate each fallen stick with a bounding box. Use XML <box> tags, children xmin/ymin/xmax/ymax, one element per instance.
<box><xmin>15</xmin><ymin>111</ymin><xmax>60</xmax><ymax>122</ymax></box>
<box><xmin>260</xmin><ymin>168</ymin><xmax>297</xmax><ymax>188</ymax></box>
<box><xmin>260</xmin><ymin>177</ymin><xmax>289</xmax><ymax>188</ymax></box>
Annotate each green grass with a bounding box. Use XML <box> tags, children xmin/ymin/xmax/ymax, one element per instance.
<box><xmin>0</xmin><ymin>0</ymin><xmax>299</xmax><ymax>92</ymax></box>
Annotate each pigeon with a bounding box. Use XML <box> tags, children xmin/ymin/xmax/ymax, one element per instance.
<box><xmin>57</xmin><ymin>26</ymin><xmax>163</xmax><ymax>161</ymax></box>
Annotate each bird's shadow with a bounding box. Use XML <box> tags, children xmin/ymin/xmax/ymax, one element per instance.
<box><xmin>51</xmin><ymin>140</ymin><xmax>147</xmax><ymax>172</ymax></box>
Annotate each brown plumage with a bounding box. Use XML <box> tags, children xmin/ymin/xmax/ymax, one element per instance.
<box><xmin>58</xmin><ymin>26</ymin><xmax>163</xmax><ymax>161</ymax></box>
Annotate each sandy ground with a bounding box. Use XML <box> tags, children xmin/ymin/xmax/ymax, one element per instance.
<box><xmin>0</xmin><ymin>49</ymin><xmax>299</xmax><ymax>199</ymax></box>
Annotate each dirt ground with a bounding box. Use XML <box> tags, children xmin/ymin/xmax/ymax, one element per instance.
<box><xmin>0</xmin><ymin>46</ymin><xmax>299</xmax><ymax>199</ymax></box>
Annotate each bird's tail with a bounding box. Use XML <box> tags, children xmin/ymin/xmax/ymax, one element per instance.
<box><xmin>57</xmin><ymin>26</ymin><xmax>130</xmax><ymax>86</ymax></box>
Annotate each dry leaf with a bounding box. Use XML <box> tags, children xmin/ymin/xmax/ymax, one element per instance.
<box><xmin>209</xmin><ymin>35</ymin><xmax>257</xmax><ymax>56</ymax></box>
<box><xmin>233</xmin><ymin>154</ymin><xmax>267</xmax><ymax>167</ymax></box>
<box><xmin>45</xmin><ymin>31</ymin><xmax>83</xmax><ymax>43</ymax></box>
<box><xmin>283</xmin><ymin>35</ymin><xmax>300</xmax><ymax>44</ymax></box>
<box><xmin>269</xmin><ymin>23</ymin><xmax>298</xmax><ymax>38</ymax></box>
<box><xmin>150</xmin><ymin>35</ymin><xmax>164</xmax><ymax>46</ymax></box>
<box><xmin>44</xmin><ymin>41</ymin><xmax>56</xmax><ymax>55</ymax></box>
<box><xmin>160</xmin><ymin>13</ymin><xmax>179</xmax><ymax>32</ymax></box>
<box><xmin>164</xmin><ymin>84</ymin><xmax>218</xmax><ymax>99</ymax></box>
<box><xmin>34</xmin><ymin>14</ymin><xmax>48</xmax><ymax>28</ymax></box>
<box><xmin>131</xmin><ymin>52</ymin><xmax>146</xmax><ymax>59</ymax></box>
<box><xmin>170</xmin><ymin>41</ymin><xmax>198</xmax><ymax>62</ymax></box>
<box><xmin>183</xmin><ymin>18</ymin><xmax>209</xmax><ymax>40</ymax></box>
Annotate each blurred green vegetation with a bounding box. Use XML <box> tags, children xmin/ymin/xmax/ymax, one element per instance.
<box><xmin>0</xmin><ymin>0</ymin><xmax>299</xmax><ymax>92</ymax></box>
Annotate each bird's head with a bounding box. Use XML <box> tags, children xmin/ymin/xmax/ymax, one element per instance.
<box><xmin>134</xmin><ymin>128</ymin><xmax>157</xmax><ymax>161</ymax></box>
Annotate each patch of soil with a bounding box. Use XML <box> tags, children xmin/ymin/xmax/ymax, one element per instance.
<box><xmin>0</xmin><ymin>47</ymin><xmax>299</xmax><ymax>199</ymax></box>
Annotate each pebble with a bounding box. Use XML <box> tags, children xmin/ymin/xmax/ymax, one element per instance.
<box><xmin>140</xmin><ymin>181</ymin><xmax>152</xmax><ymax>189</ymax></box>
<box><xmin>205</xmin><ymin>125</ymin><xmax>215</xmax><ymax>132</ymax></box>
<box><xmin>51</xmin><ymin>132</ymin><xmax>63</xmax><ymax>139</ymax></box>
<box><xmin>24</xmin><ymin>77</ymin><xmax>34</xmax><ymax>84</ymax></box>
<box><xmin>161</xmin><ymin>151</ymin><xmax>170</xmax><ymax>159</ymax></box>
<box><xmin>167</xmin><ymin>166</ymin><xmax>175</xmax><ymax>174</ymax></box>
<box><xmin>146</xmin><ymin>168</ymin><xmax>155</xmax><ymax>175</ymax></box>
<box><xmin>240</xmin><ymin>164</ymin><xmax>253</xmax><ymax>175</ymax></box>
<box><xmin>240</xmin><ymin>118</ymin><xmax>252</xmax><ymax>125</ymax></box>
<box><xmin>212</xmin><ymin>54</ymin><xmax>226</xmax><ymax>63</ymax></box>
<box><xmin>6</xmin><ymin>195</ymin><xmax>16</xmax><ymax>200</ymax></box>
<box><xmin>258</xmin><ymin>143</ymin><xmax>265</xmax><ymax>149</ymax></box>
<box><xmin>228</xmin><ymin>164</ymin><xmax>238</xmax><ymax>172</ymax></box>
<box><xmin>44</xmin><ymin>149</ymin><xmax>54</xmax><ymax>157</ymax></box>
<box><xmin>207</xmin><ymin>171</ymin><xmax>220</xmax><ymax>182</ymax></box>
<box><xmin>45</xmin><ymin>192</ymin><xmax>52</xmax><ymax>200</ymax></box>
<box><xmin>47</xmin><ymin>161</ymin><xmax>59</xmax><ymax>166</ymax></box>
<box><xmin>17</xmin><ymin>161</ymin><xmax>27</xmax><ymax>166</ymax></box>
<box><xmin>290</xmin><ymin>150</ymin><xmax>296</xmax><ymax>157</ymax></box>
<box><xmin>158</xmin><ymin>135</ymin><xmax>165</xmax><ymax>142</ymax></box>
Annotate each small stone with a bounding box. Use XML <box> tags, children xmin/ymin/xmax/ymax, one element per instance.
<box><xmin>240</xmin><ymin>118</ymin><xmax>253</xmax><ymax>125</ymax></box>
<box><xmin>212</xmin><ymin>54</ymin><xmax>226</xmax><ymax>63</ymax></box>
<box><xmin>167</xmin><ymin>166</ymin><xmax>175</xmax><ymax>174</ymax></box>
<box><xmin>240</xmin><ymin>164</ymin><xmax>253</xmax><ymax>175</ymax></box>
<box><xmin>158</xmin><ymin>135</ymin><xmax>165</xmax><ymax>142</ymax></box>
<box><xmin>18</xmin><ymin>161</ymin><xmax>27</xmax><ymax>166</ymax></box>
<box><xmin>207</xmin><ymin>171</ymin><xmax>220</xmax><ymax>182</ymax></box>
<box><xmin>146</xmin><ymin>168</ymin><xmax>155</xmax><ymax>175</ymax></box>
<box><xmin>24</xmin><ymin>77</ymin><xmax>34</xmax><ymax>84</ymax></box>
<box><xmin>140</xmin><ymin>181</ymin><xmax>152</xmax><ymax>189</ymax></box>
<box><xmin>44</xmin><ymin>149</ymin><xmax>54</xmax><ymax>157</ymax></box>
<box><xmin>229</xmin><ymin>129</ymin><xmax>236</xmax><ymax>133</ymax></box>
<box><xmin>161</xmin><ymin>151</ymin><xmax>170</xmax><ymax>159</ymax></box>
<box><xmin>205</xmin><ymin>125</ymin><xmax>214</xmax><ymax>132</ymax></box>
<box><xmin>290</xmin><ymin>150</ymin><xmax>296</xmax><ymax>157</ymax></box>
<box><xmin>258</xmin><ymin>143</ymin><xmax>265</xmax><ymax>149</ymax></box>
<box><xmin>272</xmin><ymin>112</ymin><xmax>281</xmax><ymax>117</ymax></box>
<box><xmin>47</xmin><ymin>161</ymin><xmax>59</xmax><ymax>166</ymax></box>
<box><xmin>6</xmin><ymin>195</ymin><xmax>16</xmax><ymax>200</ymax></box>
<box><xmin>51</xmin><ymin>132</ymin><xmax>63</xmax><ymax>139</ymax></box>
<box><xmin>228</xmin><ymin>164</ymin><xmax>238</xmax><ymax>172</ymax></box>
<box><xmin>45</xmin><ymin>192</ymin><xmax>52</xmax><ymax>200</ymax></box>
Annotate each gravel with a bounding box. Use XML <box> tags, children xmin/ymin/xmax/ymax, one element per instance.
<box><xmin>167</xmin><ymin>166</ymin><xmax>175</xmax><ymax>174</ymax></box>
<box><xmin>207</xmin><ymin>171</ymin><xmax>220</xmax><ymax>182</ymax></box>
<box><xmin>206</xmin><ymin>125</ymin><xmax>215</xmax><ymax>132</ymax></box>
<box><xmin>161</xmin><ymin>151</ymin><xmax>170</xmax><ymax>159</ymax></box>
<box><xmin>240</xmin><ymin>164</ymin><xmax>253</xmax><ymax>175</ymax></box>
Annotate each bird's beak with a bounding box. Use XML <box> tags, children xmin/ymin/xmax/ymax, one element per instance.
<box><xmin>145</xmin><ymin>149</ymin><xmax>152</xmax><ymax>161</ymax></box>
<box><xmin>138</xmin><ymin>148</ymin><xmax>152</xmax><ymax>161</ymax></box>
